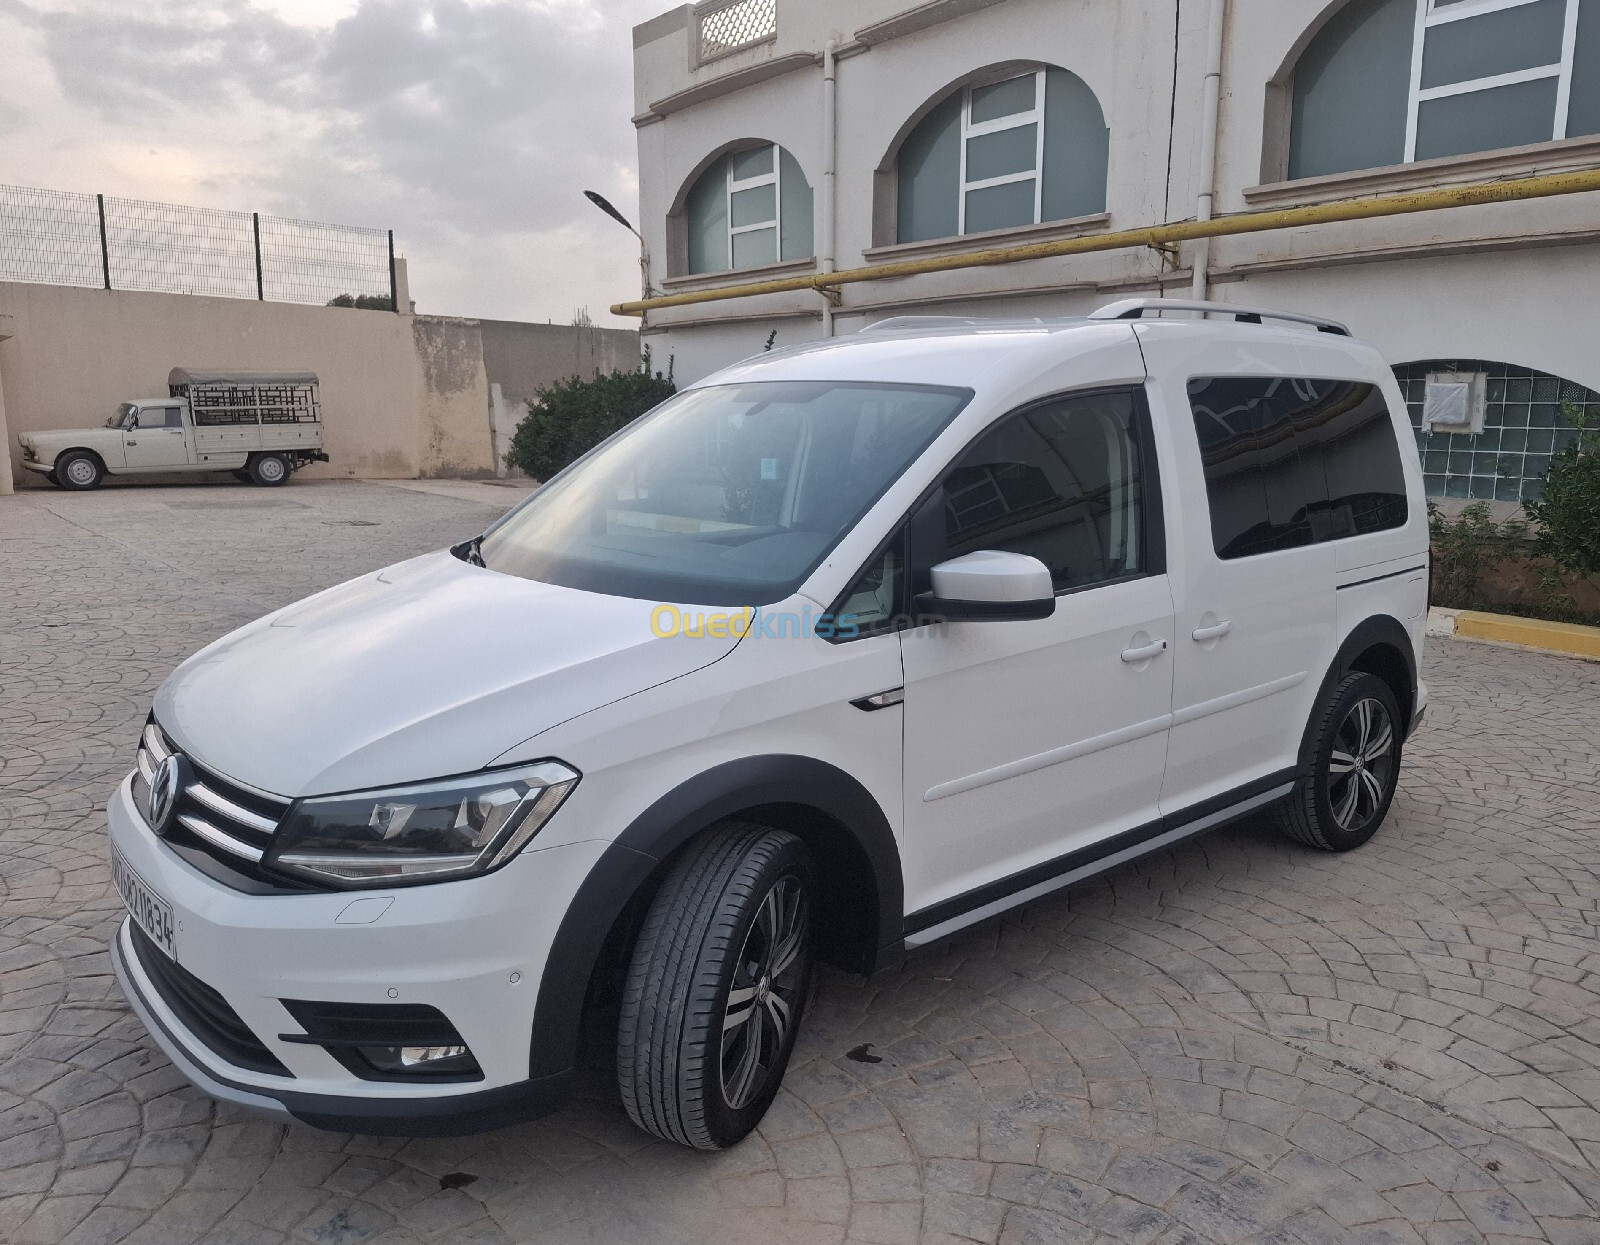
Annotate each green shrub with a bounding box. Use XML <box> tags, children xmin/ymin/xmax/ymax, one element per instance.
<box><xmin>1427</xmin><ymin>501</ymin><xmax>1527</xmax><ymax>609</ymax></box>
<box><xmin>1523</xmin><ymin>401</ymin><xmax>1600</xmax><ymax>579</ymax></box>
<box><xmin>505</xmin><ymin>353</ymin><xmax>676</xmax><ymax>481</ymax></box>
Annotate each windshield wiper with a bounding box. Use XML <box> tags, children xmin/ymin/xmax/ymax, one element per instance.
<box><xmin>451</xmin><ymin>535</ymin><xmax>486</xmax><ymax>567</ymax></box>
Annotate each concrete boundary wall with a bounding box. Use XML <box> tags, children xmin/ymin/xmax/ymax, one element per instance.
<box><xmin>0</xmin><ymin>281</ymin><xmax>638</xmax><ymax>491</ymax></box>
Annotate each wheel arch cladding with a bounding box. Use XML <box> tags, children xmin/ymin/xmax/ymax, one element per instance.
<box><xmin>527</xmin><ymin>755</ymin><xmax>903</xmax><ymax>1082</ymax></box>
<box><xmin>1298</xmin><ymin>615</ymin><xmax>1417</xmax><ymax>772</ymax></box>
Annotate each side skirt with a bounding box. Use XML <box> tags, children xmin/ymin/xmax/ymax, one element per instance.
<box><xmin>902</xmin><ymin>769</ymin><xmax>1297</xmax><ymax>948</ymax></box>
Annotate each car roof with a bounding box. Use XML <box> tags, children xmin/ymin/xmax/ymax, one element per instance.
<box><xmin>690</xmin><ymin>307</ymin><xmax>1375</xmax><ymax>394</ymax></box>
<box><xmin>692</xmin><ymin>320</ymin><xmax>1137</xmax><ymax>393</ymax></box>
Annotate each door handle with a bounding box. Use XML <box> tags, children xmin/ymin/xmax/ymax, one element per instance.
<box><xmin>126</xmin><ymin>440</ymin><xmax>138</xmax><ymax>446</ymax></box>
<box><xmin>1192</xmin><ymin>620</ymin><xmax>1233</xmax><ymax>642</ymax></box>
<box><xmin>1121</xmin><ymin>639</ymin><xmax>1168</xmax><ymax>663</ymax></box>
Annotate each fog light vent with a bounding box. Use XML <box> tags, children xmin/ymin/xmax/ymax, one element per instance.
<box><xmin>279</xmin><ymin>999</ymin><xmax>483</xmax><ymax>1083</ymax></box>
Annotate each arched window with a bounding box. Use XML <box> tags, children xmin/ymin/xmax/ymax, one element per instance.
<box><xmin>683</xmin><ymin>143</ymin><xmax>814</xmax><ymax>275</ymax></box>
<box><xmin>895</xmin><ymin>67</ymin><xmax>1109</xmax><ymax>245</ymax></box>
<box><xmin>1289</xmin><ymin>0</ymin><xmax>1600</xmax><ymax>180</ymax></box>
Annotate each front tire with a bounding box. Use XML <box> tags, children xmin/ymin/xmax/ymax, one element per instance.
<box><xmin>1276</xmin><ymin>672</ymin><xmax>1403</xmax><ymax>852</ymax></box>
<box><xmin>55</xmin><ymin>451</ymin><xmax>103</xmax><ymax>491</ymax></box>
<box><xmin>247</xmin><ymin>453</ymin><xmax>291</xmax><ymax>486</ymax></box>
<box><xmin>618</xmin><ymin>824</ymin><xmax>815</xmax><ymax>1150</ymax></box>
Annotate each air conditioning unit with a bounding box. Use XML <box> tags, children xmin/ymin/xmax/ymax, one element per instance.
<box><xmin>1422</xmin><ymin>371</ymin><xmax>1487</xmax><ymax>435</ymax></box>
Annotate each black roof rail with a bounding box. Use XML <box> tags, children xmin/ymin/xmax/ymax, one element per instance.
<box><xmin>1089</xmin><ymin>298</ymin><xmax>1351</xmax><ymax>337</ymax></box>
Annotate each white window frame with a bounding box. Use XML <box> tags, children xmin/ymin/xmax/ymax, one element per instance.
<box><xmin>726</xmin><ymin>144</ymin><xmax>782</xmax><ymax>270</ymax></box>
<box><xmin>957</xmin><ymin>69</ymin><xmax>1047</xmax><ymax>236</ymax></box>
<box><xmin>1404</xmin><ymin>0</ymin><xmax>1583</xmax><ymax>160</ymax></box>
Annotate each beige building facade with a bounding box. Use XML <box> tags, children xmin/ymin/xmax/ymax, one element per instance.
<box><xmin>631</xmin><ymin>0</ymin><xmax>1600</xmax><ymax>507</ymax></box>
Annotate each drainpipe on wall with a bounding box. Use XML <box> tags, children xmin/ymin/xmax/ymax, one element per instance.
<box><xmin>1190</xmin><ymin>0</ymin><xmax>1228</xmax><ymax>301</ymax></box>
<box><xmin>0</xmin><ymin>315</ymin><xmax>13</xmax><ymax>496</ymax></box>
<box><xmin>821</xmin><ymin>39</ymin><xmax>839</xmax><ymax>337</ymax></box>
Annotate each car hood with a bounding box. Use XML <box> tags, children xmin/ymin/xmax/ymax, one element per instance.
<box><xmin>155</xmin><ymin>550</ymin><xmax>742</xmax><ymax>797</ymax></box>
<box><xmin>24</xmin><ymin>428</ymin><xmax>119</xmax><ymax>448</ymax></box>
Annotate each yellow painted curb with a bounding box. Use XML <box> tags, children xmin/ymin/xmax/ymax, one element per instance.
<box><xmin>1454</xmin><ymin>611</ymin><xmax>1600</xmax><ymax>660</ymax></box>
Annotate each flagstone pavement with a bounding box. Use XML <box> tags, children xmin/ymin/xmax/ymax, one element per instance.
<box><xmin>3</xmin><ymin>480</ymin><xmax>1599</xmax><ymax>1245</ymax></box>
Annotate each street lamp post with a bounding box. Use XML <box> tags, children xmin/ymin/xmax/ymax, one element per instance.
<box><xmin>584</xmin><ymin>191</ymin><xmax>655</xmax><ymax>301</ymax></box>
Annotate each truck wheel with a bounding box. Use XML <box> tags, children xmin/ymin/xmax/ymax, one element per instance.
<box><xmin>247</xmin><ymin>454</ymin><xmax>290</xmax><ymax>486</ymax></box>
<box><xmin>1275</xmin><ymin>672</ymin><xmax>1403</xmax><ymax>852</ymax></box>
<box><xmin>56</xmin><ymin>451</ymin><xmax>104</xmax><ymax>491</ymax></box>
<box><xmin>46</xmin><ymin>469</ymin><xmax>62</xmax><ymax>488</ymax></box>
<box><xmin>618</xmin><ymin>824</ymin><xmax>815</xmax><ymax>1150</ymax></box>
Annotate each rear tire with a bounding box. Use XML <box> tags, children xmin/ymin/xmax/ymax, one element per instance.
<box><xmin>247</xmin><ymin>453</ymin><xmax>291</xmax><ymax>486</ymax></box>
<box><xmin>618</xmin><ymin>824</ymin><xmax>815</xmax><ymax>1150</ymax></box>
<box><xmin>1275</xmin><ymin>672</ymin><xmax>1403</xmax><ymax>852</ymax></box>
<box><xmin>56</xmin><ymin>451</ymin><xmax>103</xmax><ymax>491</ymax></box>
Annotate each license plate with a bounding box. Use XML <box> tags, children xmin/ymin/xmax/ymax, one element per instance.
<box><xmin>112</xmin><ymin>846</ymin><xmax>176</xmax><ymax>961</ymax></box>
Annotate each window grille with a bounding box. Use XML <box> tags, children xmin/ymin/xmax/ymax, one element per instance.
<box><xmin>697</xmin><ymin>0</ymin><xmax>776</xmax><ymax>63</ymax></box>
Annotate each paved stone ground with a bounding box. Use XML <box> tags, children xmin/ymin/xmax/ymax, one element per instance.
<box><xmin>3</xmin><ymin>480</ymin><xmax>1600</xmax><ymax>1245</ymax></box>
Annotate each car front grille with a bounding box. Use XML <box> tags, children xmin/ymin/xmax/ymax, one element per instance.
<box><xmin>129</xmin><ymin>921</ymin><xmax>292</xmax><ymax>1077</ymax></box>
<box><xmin>133</xmin><ymin>720</ymin><xmax>312</xmax><ymax>892</ymax></box>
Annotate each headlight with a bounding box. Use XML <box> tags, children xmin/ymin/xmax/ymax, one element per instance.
<box><xmin>266</xmin><ymin>761</ymin><xmax>579</xmax><ymax>888</ymax></box>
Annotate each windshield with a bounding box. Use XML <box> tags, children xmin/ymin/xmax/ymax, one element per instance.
<box><xmin>106</xmin><ymin>403</ymin><xmax>137</xmax><ymax>429</ymax></box>
<box><xmin>478</xmin><ymin>380</ymin><xmax>971</xmax><ymax>605</ymax></box>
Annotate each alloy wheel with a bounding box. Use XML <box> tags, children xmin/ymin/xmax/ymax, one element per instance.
<box><xmin>1326</xmin><ymin>697</ymin><xmax>1394</xmax><ymax>833</ymax></box>
<box><xmin>720</xmin><ymin>875</ymin><xmax>808</xmax><ymax>1110</ymax></box>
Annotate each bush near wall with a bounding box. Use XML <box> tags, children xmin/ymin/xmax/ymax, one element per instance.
<box><xmin>1524</xmin><ymin>403</ymin><xmax>1600</xmax><ymax>583</ymax></box>
<box><xmin>504</xmin><ymin>354</ymin><xmax>675</xmax><ymax>482</ymax></box>
<box><xmin>1427</xmin><ymin>403</ymin><xmax>1600</xmax><ymax>624</ymax></box>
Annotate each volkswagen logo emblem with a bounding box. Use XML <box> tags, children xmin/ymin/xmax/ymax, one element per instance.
<box><xmin>145</xmin><ymin>755</ymin><xmax>183</xmax><ymax>837</ymax></box>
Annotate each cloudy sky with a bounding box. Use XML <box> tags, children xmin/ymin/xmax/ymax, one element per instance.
<box><xmin>0</xmin><ymin>0</ymin><xmax>668</xmax><ymax>325</ymax></box>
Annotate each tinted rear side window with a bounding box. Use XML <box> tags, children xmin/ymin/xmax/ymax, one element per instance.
<box><xmin>1188</xmin><ymin>377</ymin><xmax>1407</xmax><ymax>560</ymax></box>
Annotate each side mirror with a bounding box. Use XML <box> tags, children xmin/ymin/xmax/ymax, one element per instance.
<box><xmin>126</xmin><ymin>413</ymin><xmax>139</xmax><ymax>430</ymax></box>
<box><xmin>915</xmin><ymin>550</ymin><xmax>1056</xmax><ymax>622</ymax></box>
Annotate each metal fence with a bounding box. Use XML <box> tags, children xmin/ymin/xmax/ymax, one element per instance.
<box><xmin>0</xmin><ymin>184</ymin><xmax>396</xmax><ymax>309</ymax></box>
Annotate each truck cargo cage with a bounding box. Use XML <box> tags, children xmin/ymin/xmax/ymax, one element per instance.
<box><xmin>168</xmin><ymin>369</ymin><xmax>321</xmax><ymax>427</ymax></box>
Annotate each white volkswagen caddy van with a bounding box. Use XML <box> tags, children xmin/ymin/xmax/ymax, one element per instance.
<box><xmin>108</xmin><ymin>300</ymin><xmax>1429</xmax><ymax>1149</ymax></box>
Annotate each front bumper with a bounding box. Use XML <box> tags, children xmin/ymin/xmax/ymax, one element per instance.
<box><xmin>18</xmin><ymin>458</ymin><xmax>53</xmax><ymax>474</ymax></box>
<box><xmin>106</xmin><ymin>774</ymin><xmax>605</xmax><ymax>1135</ymax></box>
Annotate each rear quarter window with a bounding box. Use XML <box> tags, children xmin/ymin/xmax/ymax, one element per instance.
<box><xmin>1187</xmin><ymin>377</ymin><xmax>1408</xmax><ymax>560</ymax></box>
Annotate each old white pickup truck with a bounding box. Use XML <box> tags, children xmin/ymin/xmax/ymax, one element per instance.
<box><xmin>17</xmin><ymin>369</ymin><xmax>329</xmax><ymax>490</ymax></box>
